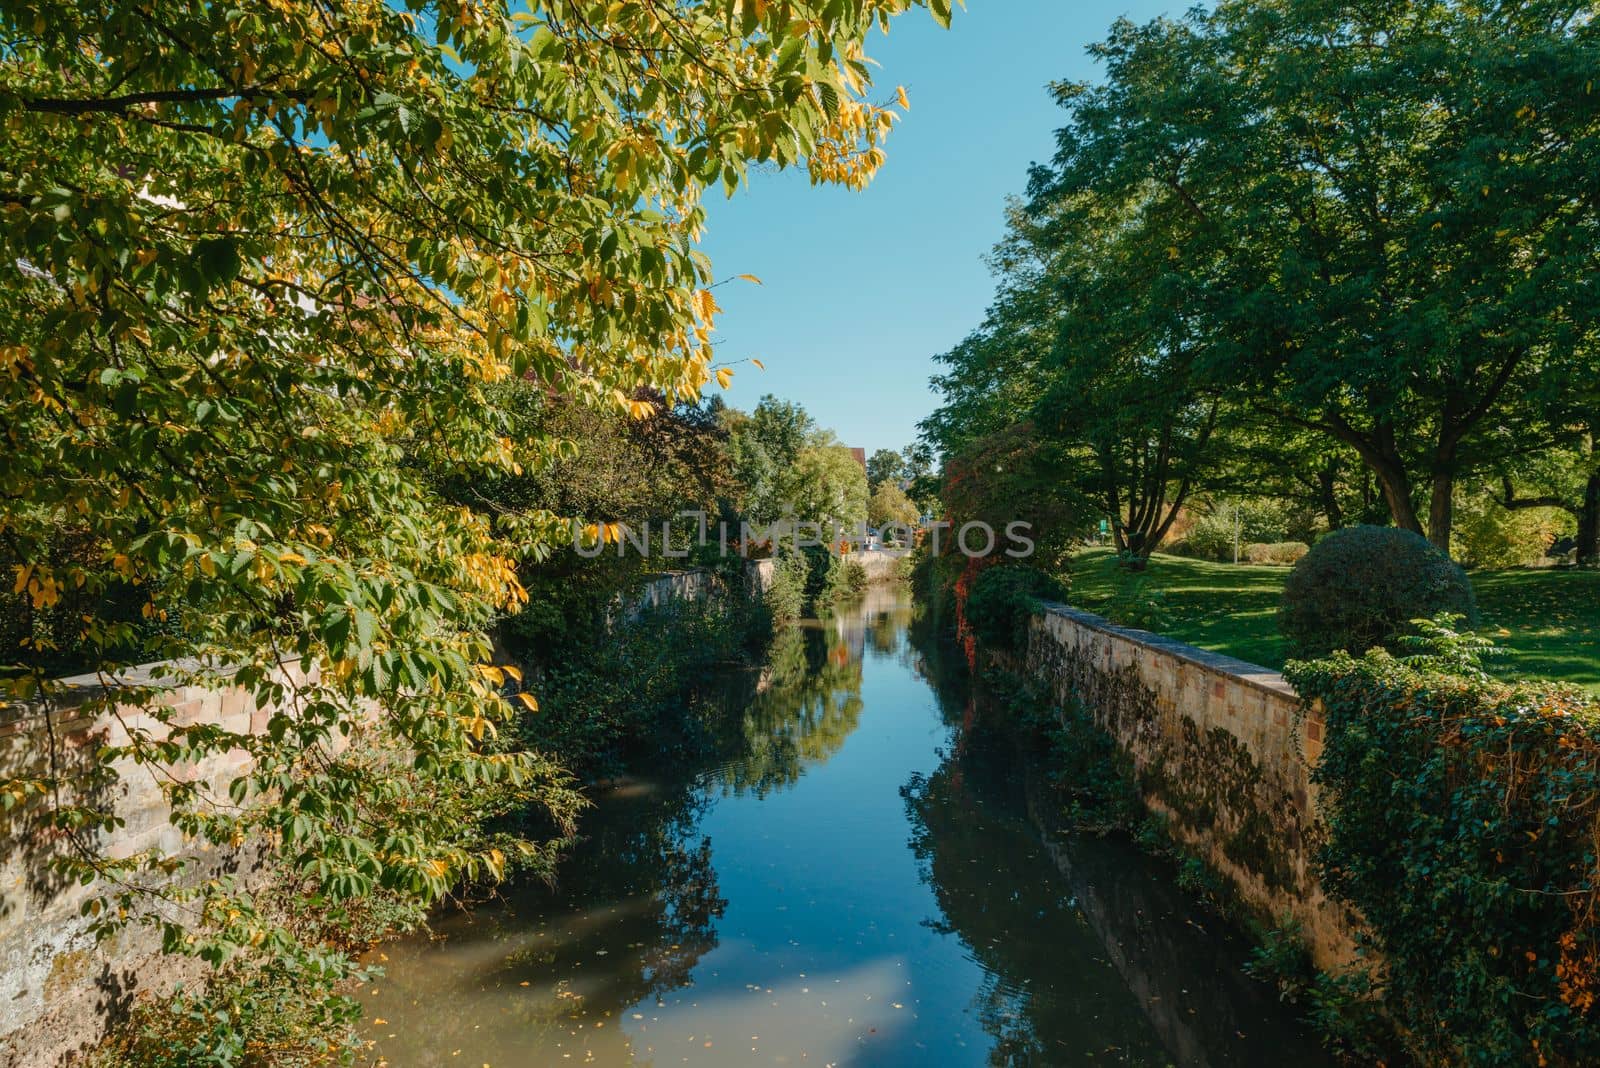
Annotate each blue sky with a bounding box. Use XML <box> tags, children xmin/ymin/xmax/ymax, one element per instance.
<box><xmin>699</xmin><ymin>0</ymin><xmax>1174</xmax><ymax>457</ymax></box>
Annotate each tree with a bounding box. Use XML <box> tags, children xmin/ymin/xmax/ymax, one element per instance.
<box><xmin>867</xmin><ymin>448</ymin><xmax>905</xmax><ymax>490</ymax></box>
<box><xmin>1491</xmin><ymin>427</ymin><xmax>1600</xmax><ymax>567</ymax></box>
<box><xmin>941</xmin><ymin>423</ymin><xmax>1090</xmax><ymax>570</ymax></box>
<box><xmin>868</xmin><ymin>481</ymin><xmax>920</xmax><ymax>529</ymax></box>
<box><xmin>925</xmin><ymin>158</ymin><xmax>1235</xmax><ymax>566</ymax></box>
<box><xmin>0</xmin><ymin>0</ymin><xmax>932</xmax><ymax>1044</ymax></box>
<box><xmin>777</xmin><ymin>440</ymin><xmax>870</xmax><ymax>530</ymax></box>
<box><xmin>725</xmin><ymin>395</ymin><xmax>819</xmax><ymax>522</ymax></box>
<box><xmin>1040</xmin><ymin>1</ymin><xmax>1600</xmax><ymax>551</ymax></box>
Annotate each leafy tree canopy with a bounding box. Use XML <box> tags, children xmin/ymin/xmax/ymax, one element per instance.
<box><xmin>0</xmin><ymin>0</ymin><xmax>936</xmax><ymax>1036</ymax></box>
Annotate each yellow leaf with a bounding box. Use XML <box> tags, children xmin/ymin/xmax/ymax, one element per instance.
<box><xmin>737</xmin><ymin>273</ymin><xmax>763</xmax><ymax>285</ymax></box>
<box><xmin>515</xmin><ymin>691</ymin><xmax>539</xmax><ymax>712</ymax></box>
<box><xmin>693</xmin><ymin>289</ymin><xmax>719</xmax><ymax>322</ymax></box>
<box><xmin>715</xmin><ymin>367</ymin><xmax>733</xmax><ymax>389</ymax></box>
<box><xmin>896</xmin><ymin>85</ymin><xmax>910</xmax><ymax>110</ymax></box>
<box><xmin>751</xmin><ymin>358</ymin><xmax>765</xmax><ymax>370</ymax></box>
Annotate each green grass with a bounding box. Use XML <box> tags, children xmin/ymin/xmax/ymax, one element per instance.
<box><xmin>1066</xmin><ymin>547</ymin><xmax>1600</xmax><ymax>694</ymax></box>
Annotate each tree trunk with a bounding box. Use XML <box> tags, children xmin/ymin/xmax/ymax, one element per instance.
<box><xmin>1427</xmin><ymin>469</ymin><xmax>1455</xmax><ymax>555</ymax></box>
<box><xmin>1323</xmin><ymin>417</ymin><xmax>1423</xmax><ymax>536</ymax></box>
<box><xmin>1318</xmin><ymin>461</ymin><xmax>1344</xmax><ymax>530</ymax></box>
<box><xmin>1370</xmin><ymin>458</ymin><xmax>1424</xmax><ymax>538</ymax></box>
<box><xmin>1578</xmin><ymin>471</ymin><xmax>1600</xmax><ymax>568</ymax></box>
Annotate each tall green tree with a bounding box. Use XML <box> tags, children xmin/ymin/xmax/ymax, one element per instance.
<box><xmin>777</xmin><ymin>437</ymin><xmax>870</xmax><ymax>530</ymax></box>
<box><xmin>1042</xmin><ymin>0</ymin><xmax>1600</xmax><ymax>551</ymax></box>
<box><xmin>866</xmin><ymin>448</ymin><xmax>905</xmax><ymax>490</ymax></box>
<box><xmin>725</xmin><ymin>394</ymin><xmax>819</xmax><ymax>522</ymax></box>
<box><xmin>0</xmin><ymin>0</ymin><xmax>933</xmax><ymax>1046</ymax></box>
<box><xmin>868</xmin><ymin>480</ymin><xmax>920</xmax><ymax>529</ymax></box>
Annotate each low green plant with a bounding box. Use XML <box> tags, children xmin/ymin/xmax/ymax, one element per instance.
<box><xmin>1304</xmin><ymin>968</ymin><xmax>1395</xmax><ymax>1063</ymax></box>
<box><xmin>1174</xmin><ymin>855</ymin><xmax>1225</xmax><ymax>902</ymax></box>
<box><xmin>1397</xmin><ymin>611</ymin><xmax>1509</xmax><ymax>681</ymax></box>
<box><xmin>1101</xmin><ymin>575</ymin><xmax>1171</xmax><ymax>632</ymax></box>
<box><xmin>1243</xmin><ymin>916</ymin><xmax>1315</xmax><ymax>1002</ymax></box>
<box><xmin>963</xmin><ymin>564</ymin><xmax>1068</xmax><ymax>651</ymax></box>
<box><xmin>1279</xmin><ymin>524</ymin><xmax>1476</xmax><ymax>657</ymax></box>
<box><xmin>763</xmin><ymin>551</ymin><xmax>810</xmax><ymax>625</ymax></box>
<box><xmin>813</xmin><ymin>552</ymin><xmax>867</xmax><ymax>613</ymax></box>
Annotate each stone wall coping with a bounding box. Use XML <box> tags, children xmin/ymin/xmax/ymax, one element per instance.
<box><xmin>1</xmin><ymin>658</ymin><xmax>230</xmax><ymax>729</ymax></box>
<box><xmin>1036</xmin><ymin>600</ymin><xmax>1301</xmax><ymax>702</ymax></box>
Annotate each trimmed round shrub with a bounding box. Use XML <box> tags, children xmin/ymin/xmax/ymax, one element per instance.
<box><xmin>965</xmin><ymin>564</ymin><xmax>1068</xmax><ymax>650</ymax></box>
<box><xmin>1279</xmin><ymin>525</ymin><xmax>1476</xmax><ymax>657</ymax></box>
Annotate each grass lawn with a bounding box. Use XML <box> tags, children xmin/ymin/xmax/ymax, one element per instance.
<box><xmin>1067</xmin><ymin>547</ymin><xmax>1600</xmax><ymax>694</ymax></box>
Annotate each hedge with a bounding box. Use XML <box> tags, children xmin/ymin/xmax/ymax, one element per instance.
<box><xmin>1288</xmin><ymin>651</ymin><xmax>1600</xmax><ymax>1066</ymax></box>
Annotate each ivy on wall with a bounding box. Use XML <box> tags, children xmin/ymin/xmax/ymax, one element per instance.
<box><xmin>1289</xmin><ymin>652</ymin><xmax>1600</xmax><ymax>1066</ymax></box>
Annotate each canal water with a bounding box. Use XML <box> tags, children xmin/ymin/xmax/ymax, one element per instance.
<box><xmin>363</xmin><ymin>585</ymin><xmax>1332</xmax><ymax>1067</ymax></box>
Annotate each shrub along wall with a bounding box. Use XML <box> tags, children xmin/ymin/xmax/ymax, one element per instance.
<box><xmin>1288</xmin><ymin>653</ymin><xmax>1600</xmax><ymax>1067</ymax></box>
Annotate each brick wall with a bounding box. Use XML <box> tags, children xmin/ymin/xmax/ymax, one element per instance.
<box><xmin>0</xmin><ymin>660</ymin><xmax>315</xmax><ymax>1067</ymax></box>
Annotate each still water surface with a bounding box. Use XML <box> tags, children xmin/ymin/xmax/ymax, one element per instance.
<box><xmin>365</xmin><ymin>585</ymin><xmax>1331</xmax><ymax>1066</ymax></box>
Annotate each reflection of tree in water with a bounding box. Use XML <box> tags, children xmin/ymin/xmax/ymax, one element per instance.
<box><xmin>368</xmin><ymin>752</ymin><xmax>728</xmax><ymax>1064</ymax></box>
<box><xmin>708</xmin><ymin>624</ymin><xmax>864</xmax><ymax>797</ymax></box>
<box><xmin>557</xmin><ymin>783</ymin><xmax>728</xmax><ymax>997</ymax></box>
<box><xmin>900</xmin><ymin>749</ymin><xmax>1170</xmax><ymax>1067</ymax></box>
<box><xmin>899</xmin><ymin>615</ymin><xmax>1336</xmax><ymax>1068</ymax></box>
<box><xmin>904</xmin><ymin>597</ymin><xmax>977</xmax><ymax>730</ymax></box>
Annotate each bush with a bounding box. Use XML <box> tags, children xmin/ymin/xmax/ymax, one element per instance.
<box><xmin>1174</xmin><ymin>498</ymin><xmax>1292</xmax><ymax>561</ymax></box>
<box><xmin>812</xmin><ymin>551</ymin><xmax>867</xmax><ymax>613</ymax></box>
<box><xmin>1452</xmin><ymin>487</ymin><xmax>1574</xmax><ymax>568</ymax></box>
<box><xmin>1278</xmin><ymin>524</ymin><xmax>1475</xmax><ymax>656</ymax></box>
<box><xmin>763</xmin><ymin>551</ymin><xmax>809</xmax><ymax>625</ymax></box>
<box><xmin>964</xmin><ymin>564</ymin><xmax>1067</xmax><ymax>650</ymax></box>
<box><xmin>1286</xmin><ymin>651</ymin><xmax>1600</xmax><ymax>1065</ymax></box>
<box><xmin>1243</xmin><ymin>541</ymin><xmax>1309</xmax><ymax>566</ymax></box>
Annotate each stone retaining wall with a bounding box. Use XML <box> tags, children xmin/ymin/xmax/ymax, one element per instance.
<box><xmin>1025</xmin><ymin>602</ymin><xmax>1359</xmax><ymax>971</ymax></box>
<box><xmin>0</xmin><ymin>660</ymin><xmax>314</xmax><ymax>1067</ymax></box>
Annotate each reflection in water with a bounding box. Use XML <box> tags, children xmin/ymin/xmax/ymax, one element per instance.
<box><xmin>365</xmin><ymin>587</ymin><xmax>1330</xmax><ymax>1067</ymax></box>
<box><xmin>708</xmin><ymin>624</ymin><xmax>862</xmax><ymax>798</ymax></box>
